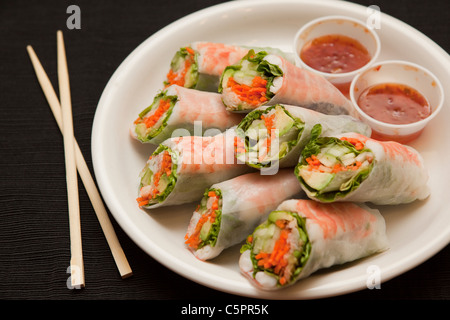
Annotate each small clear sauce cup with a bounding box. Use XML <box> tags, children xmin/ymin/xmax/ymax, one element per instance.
<box><xmin>293</xmin><ymin>15</ymin><xmax>381</xmax><ymax>98</ymax></box>
<box><xmin>350</xmin><ymin>60</ymin><xmax>444</xmax><ymax>144</ymax></box>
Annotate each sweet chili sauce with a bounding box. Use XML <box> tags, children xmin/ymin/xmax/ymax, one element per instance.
<box><xmin>357</xmin><ymin>83</ymin><xmax>431</xmax><ymax>144</ymax></box>
<box><xmin>357</xmin><ymin>83</ymin><xmax>431</xmax><ymax>125</ymax></box>
<box><xmin>300</xmin><ymin>34</ymin><xmax>371</xmax><ymax>97</ymax></box>
<box><xmin>300</xmin><ymin>34</ymin><xmax>371</xmax><ymax>74</ymax></box>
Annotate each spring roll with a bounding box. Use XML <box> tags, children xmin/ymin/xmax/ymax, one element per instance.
<box><xmin>184</xmin><ymin>170</ymin><xmax>303</xmax><ymax>260</ymax></box>
<box><xmin>295</xmin><ymin>128</ymin><xmax>430</xmax><ymax>204</ymax></box>
<box><xmin>235</xmin><ymin>104</ymin><xmax>371</xmax><ymax>170</ymax></box>
<box><xmin>219</xmin><ymin>50</ymin><xmax>357</xmax><ymax>117</ymax></box>
<box><xmin>136</xmin><ymin>129</ymin><xmax>254</xmax><ymax>209</ymax></box>
<box><xmin>239</xmin><ymin>199</ymin><xmax>389</xmax><ymax>290</ymax></box>
<box><xmin>164</xmin><ymin>42</ymin><xmax>294</xmax><ymax>91</ymax></box>
<box><xmin>132</xmin><ymin>85</ymin><xmax>243</xmax><ymax>144</ymax></box>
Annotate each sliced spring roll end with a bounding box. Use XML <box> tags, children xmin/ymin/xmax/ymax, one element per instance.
<box><xmin>136</xmin><ymin>146</ymin><xmax>178</xmax><ymax>208</ymax></box>
<box><xmin>164</xmin><ymin>46</ymin><xmax>199</xmax><ymax>88</ymax></box>
<box><xmin>184</xmin><ymin>189</ymin><xmax>223</xmax><ymax>257</ymax></box>
<box><xmin>296</xmin><ymin>135</ymin><xmax>374</xmax><ymax>201</ymax></box>
<box><xmin>239</xmin><ymin>210</ymin><xmax>310</xmax><ymax>289</ymax></box>
<box><xmin>219</xmin><ymin>50</ymin><xmax>284</xmax><ymax>111</ymax></box>
<box><xmin>235</xmin><ymin>105</ymin><xmax>304</xmax><ymax>168</ymax></box>
<box><xmin>133</xmin><ymin>91</ymin><xmax>178</xmax><ymax>143</ymax></box>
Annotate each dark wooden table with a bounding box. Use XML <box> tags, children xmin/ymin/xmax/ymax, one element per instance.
<box><xmin>1</xmin><ymin>0</ymin><xmax>448</xmax><ymax>305</ymax></box>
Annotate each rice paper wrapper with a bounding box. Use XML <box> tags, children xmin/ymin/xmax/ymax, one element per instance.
<box><xmin>266</xmin><ymin>55</ymin><xmax>358</xmax><ymax>118</ymax></box>
<box><xmin>159</xmin><ymin>85</ymin><xmax>242</xmax><ymax>144</ymax></box>
<box><xmin>188</xmin><ymin>42</ymin><xmax>295</xmax><ymax>91</ymax></box>
<box><xmin>237</xmin><ymin>104</ymin><xmax>371</xmax><ymax>170</ymax></box>
<box><xmin>300</xmin><ymin>132</ymin><xmax>430</xmax><ymax>205</ymax></box>
<box><xmin>146</xmin><ymin>129</ymin><xmax>254</xmax><ymax>208</ymax></box>
<box><xmin>221</xmin><ymin>52</ymin><xmax>357</xmax><ymax>116</ymax></box>
<box><xmin>278</xmin><ymin>200</ymin><xmax>389</xmax><ymax>281</ymax></box>
<box><xmin>239</xmin><ymin>199</ymin><xmax>389</xmax><ymax>290</ymax></box>
<box><xmin>193</xmin><ymin>42</ymin><xmax>296</xmax><ymax>76</ymax></box>
<box><xmin>187</xmin><ymin>169</ymin><xmax>304</xmax><ymax>260</ymax></box>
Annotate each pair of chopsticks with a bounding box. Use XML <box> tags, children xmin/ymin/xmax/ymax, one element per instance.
<box><xmin>27</xmin><ymin>31</ymin><xmax>132</xmax><ymax>288</ymax></box>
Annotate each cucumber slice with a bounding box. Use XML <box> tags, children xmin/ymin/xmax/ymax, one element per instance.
<box><xmin>199</xmin><ymin>220</ymin><xmax>212</xmax><ymax>241</ymax></box>
<box><xmin>317</xmin><ymin>153</ymin><xmax>338</xmax><ymax>167</ymax></box>
<box><xmin>247</xmin><ymin>119</ymin><xmax>266</xmax><ymax>141</ymax></box>
<box><xmin>268</xmin><ymin>210</ymin><xmax>295</xmax><ymax>223</ymax></box>
<box><xmin>253</xmin><ymin>223</ymin><xmax>277</xmax><ymax>252</ymax></box>
<box><xmin>278</xmin><ymin>142</ymin><xmax>289</xmax><ymax>158</ymax></box>
<box><xmin>273</xmin><ymin>105</ymin><xmax>295</xmax><ymax>136</ymax></box>
<box><xmin>327</xmin><ymin>145</ymin><xmax>352</xmax><ymax>158</ymax></box>
<box><xmin>156</xmin><ymin>174</ymin><xmax>170</xmax><ymax>194</ymax></box>
<box><xmin>299</xmin><ymin>169</ymin><xmax>335</xmax><ymax>191</ymax></box>
<box><xmin>170</xmin><ymin>50</ymin><xmax>186</xmax><ymax>71</ymax></box>
<box><xmin>233</xmin><ymin>69</ymin><xmax>259</xmax><ymax>86</ymax></box>
<box><xmin>340</xmin><ymin>152</ymin><xmax>357</xmax><ymax>167</ymax></box>
<box><xmin>135</xmin><ymin>123</ymin><xmax>148</xmax><ymax>140</ymax></box>
<box><xmin>320</xmin><ymin>170</ymin><xmax>358</xmax><ymax>193</ymax></box>
<box><xmin>140</xmin><ymin>166</ymin><xmax>153</xmax><ymax>186</ymax></box>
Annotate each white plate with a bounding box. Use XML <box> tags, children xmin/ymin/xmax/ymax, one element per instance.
<box><xmin>92</xmin><ymin>0</ymin><xmax>450</xmax><ymax>299</ymax></box>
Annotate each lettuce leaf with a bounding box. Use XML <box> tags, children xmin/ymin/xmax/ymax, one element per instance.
<box><xmin>218</xmin><ymin>49</ymin><xmax>283</xmax><ymax>101</ymax></box>
<box><xmin>164</xmin><ymin>47</ymin><xmax>199</xmax><ymax>88</ymax></box>
<box><xmin>135</xmin><ymin>90</ymin><xmax>179</xmax><ymax>143</ymax></box>
<box><xmin>141</xmin><ymin>145</ymin><xmax>178</xmax><ymax>206</ymax></box>
<box><xmin>236</xmin><ymin>105</ymin><xmax>304</xmax><ymax>168</ymax></box>
<box><xmin>240</xmin><ymin>211</ymin><xmax>311</xmax><ymax>287</ymax></box>
<box><xmin>196</xmin><ymin>188</ymin><xmax>223</xmax><ymax>249</ymax></box>
<box><xmin>295</xmin><ymin>128</ymin><xmax>374</xmax><ymax>202</ymax></box>
<box><xmin>312</xmin><ymin>166</ymin><xmax>373</xmax><ymax>202</ymax></box>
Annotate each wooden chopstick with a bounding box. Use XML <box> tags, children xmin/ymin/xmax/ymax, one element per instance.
<box><xmin>26</xmin><ymin>32</ymin><xmax>133</xmax><ymax>282</ymax></box>
<box><xmin>56</xmin><ymin>30</ymin><xmax>85</xmax><ymax>288</ymax></box>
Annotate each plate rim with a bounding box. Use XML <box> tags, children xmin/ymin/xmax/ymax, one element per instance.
<box><xmin>92</xmin><ymin>0</ymin><xmax>450</xmax><ymax>299</ymax></box>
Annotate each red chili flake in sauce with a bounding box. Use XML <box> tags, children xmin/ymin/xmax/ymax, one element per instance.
<box><xmin>300</xmin><ymin>34</ymin><xmax>371</xmax><ymax>74</ymax></box>
<box><xmin>357</xmin><ymin>83</ymin><xmax>431</xmax><ymax>125</ymax></box>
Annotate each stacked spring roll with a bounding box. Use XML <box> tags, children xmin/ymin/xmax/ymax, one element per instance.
<box><xmin>239</xmin><ymin>199</ymin><xmax>389</xmax><ymax>290</ymax></box>
<box><xmin>219</xmin><ymin>50</ymin><xmax>357</xmax><ymax>117</ymax></box>
<box><xmin>165</xmin><ymin>42</ymin><xmax>294</xmax><ymax>91</ymax></box>
<box><xmin>234</xmin><ymin>104</ymin><xmax>371</xmax><ymax>170</ymax></box>
<box><xmin>184</xmin><ymin>170</ymin><xmax>303</xmax><ymax>260</ymax></box>
<box><xmin>132</xmin><ymin>85</ymin><xmax>243</xmax><ymax>144</ymax></box>
<box><xmin>295</xmin><ymin>129</ymin><xmax>430</xmax><ymax>204</ymax></box>
<box><xmin>136</xmin><ymin>129</ymin><xmax>254</xmax><ymax>209</ymax></box>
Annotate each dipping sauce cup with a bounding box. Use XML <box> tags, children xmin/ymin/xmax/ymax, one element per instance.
<box><xmin>350</xmin><ymin>60</ymin><xmax>444</xmax><ymax>144</ymax></box>
<box><xmin>293</xmin><ymin>15</ymin><xmax>380</xmax><ymax>98</ymax></box>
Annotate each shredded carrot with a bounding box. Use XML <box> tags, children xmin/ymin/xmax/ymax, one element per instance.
<box><xmin>255</xmin><ymin>252</ymin><xmax>268</xmax><ymax>260</ymax></box>
<box><xmin>234</xmin><ymin>136</ymin><xmax>246</xmax><ymax>154</ymax></box>
<box><xmin>165</xmin><ymin>47</ymin><xmax>195</xmax><ymax>87</ymax></box>
<box><xmin>305</xmin><ymin>147</ymin><xmax>372</xmax><ymax>173</ymax></box>
<box><xmin>254</xmin><ymin>220</ymin><xmax>292</xmax><ymax>286</ymax></box>
<box><xmin>306</xmin><ymin>157</ymin><xmax>365</xmax><ymax>173</ymax></box>
<box><xmin>185</xmin><ymin>47</ymin><xmax>195</xmax><ymax>55</ymax></box>
<box><xmin>136</xmin><ymin>151</ymin><xmax>172</xmax><ymax>206</ymax></box>
<box><xmin>134</xmin><ymin>98</ymin><xmax>172</xmax><ymax>129</ymax></box>
<box><xmin>275</xmin><ymin>219</ymin><xmax>287</xmax><ymax>229</ymax></box>
<box><xmin>257</xmin><ymin>112</ymin><xmax>277</xmax><ymax>161</ymax></box>
<box><xmin>340</xmin><ymin>137</ymin><xmax>365</xmax><ymax>150</ymax></box>
<box><xmin>208</xmin><ymin>191</ymin><xmax>217</xmax><ymax>197</ymax></box>
<box><xmin>161</xmin><ymin>151</ymin><xmax>172</xmax><ymax>176</ymax></box>
<box><xmin>153</xmin><ymin>172</ymin><xmax>161</xmax><ymax>188</ymax></box>
<box><xmin>185</xmin><ymin>191</ymin><xmax>220</xmax><ymax>249</ymax></box>
<box><xmin>306</xmin><ymin>154</ymin><xmax>321</xmax><ymax>166</ymax></box>
<box><xmin>138</xmin><ymin>200</ymin><xmax>149</xmax><ymax>207</ymax></box>
<box><xmin>227</xmin><ymin>76</ymin><xmax>268</xmax><ymax>106</ymax></box>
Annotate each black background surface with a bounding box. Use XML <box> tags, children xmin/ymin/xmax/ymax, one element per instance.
<box><xmin>1</xmin><ymin>0</ymin><xmax>449</xmax><ymax>303</ymax></box>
